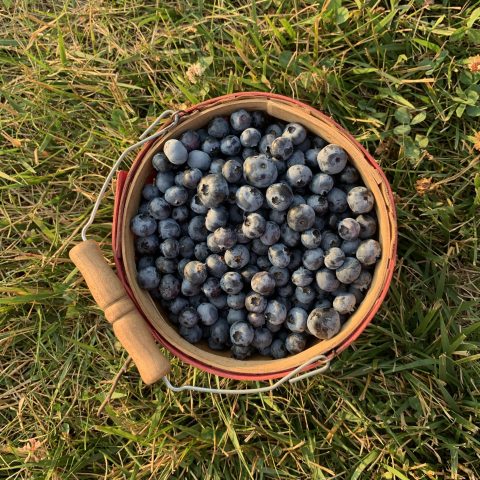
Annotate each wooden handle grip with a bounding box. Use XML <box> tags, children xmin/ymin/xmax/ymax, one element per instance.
<box><xmin>69</xmin><ymin>240</ymin><xmax>170</xmax><ymax>384</ymax></box>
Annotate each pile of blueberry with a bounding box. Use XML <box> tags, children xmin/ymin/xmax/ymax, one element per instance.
<box><xmin>130</xmin><ymin>109</ymin><xmax>382</xmax><ymax>360</ymax></box>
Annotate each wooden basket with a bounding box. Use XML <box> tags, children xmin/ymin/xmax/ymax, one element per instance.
<box><xmin>71</xmin><ymin>92</ymin><xmax>397</xmax><ymax>385</ymax></box>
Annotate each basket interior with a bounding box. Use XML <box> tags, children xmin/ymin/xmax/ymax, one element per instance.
<box><xmin>120</xmin><ymin>96</ymin><xmax>396</xmax><ymax>375</ymax></box>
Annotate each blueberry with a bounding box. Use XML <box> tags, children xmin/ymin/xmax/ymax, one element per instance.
<box><xmin>158</xmin><ymin>274</ymin><xmax>180</xmax><ymax>300</ymax></box>
<box><xmin>352</xmin><ymin>270</ymin><xmax>372</xmax><ymax>291</ymax></box>
<box><xmin>356</xmin><ymin>239</ymin><xmax>381</xmax><ymax>266</ymax></box>
<box><xmin>349</xmin><ymin>286</ymin><xmax>365</xmax><ymax>304</ymax></box>
<box><xmin>194</xmin><ymin>243</ymin><xmax>209</xmax><ymax>262</ymax></box>
<box><xmin>174</xmin><ymin>171</ymin><xmax>184</xmax><ymax>187</ymax></box>
<box><xmin>197</xmin><ymin>174</ymin><xmax>229</xmax><ymax>208</ymax></box>
<box><xmin>287</xmin><ymin>204</ymin><xmax>315</xmax><ymax>232</ymax></box>
<box><xmin>213</xmin><ymin>227</ymin><xmax>237</xmax><ymax>250</ymax></box>
<box><xmin>202</xmin><ymin>277</ymin><xmax>222</xmax><ymax>298</ymax></box>
<box><xmin>137</xmin><ymin>256</ymin><xmax>155</xmax><ymax>270</ymax></box>
<box><xmin>242</xmin><ymin>212</ymin><xmax>266</xmax><ymax>239</ymax></box>
<box><xmin>324</xmin><ymin>247</ymin><xmax>346</xmax><ymax>269</ymax></box>
<box><xmin>155</xmin><ymin>256</ymin><xmax>176</xmax><ymax>274</ymax></box>
<box><xmin>285</xmin><ymin>333</ymin><xmax>307</xmax><ymax>354</ymax></box>
<box><xmin>208</xmin><ymin>117</ymin><xmax>230</xmax><ymax>138</ymax></box>
<box><xmin>152</xmin><ymin>152</ymin><xmax>171</xmax><ymax>172</ymax></box>
<box><xmin>335</xmin><ymin>257</ymin><xmax>362</xmax><ymax>284</ymax></box>
<box><xmin>291</xmin><ymin>194</ymin><xmax>307</xmax><ymax>207</ymax></box>
<box><xmin>138</xmin><ymin>202</ymin><xmax>150</xmax><ymax>214</ymax></box>
<box><xmin>179</xmin><ymin>324</ymin><xmax>202</xmax><ymax>343</ymax></box>
<box><xmin>339</xmin><ymin>165</ymin><xmax>359</xmax><ymax>184</ymax></box>
<box><xmin>238</xmin><ymin>127</ymin><xmax>261</xmax><ymax>148</ymax></box>
<box><xmin>341</xmin><ymin>239</ymin><xmax>361</xmax><ymax>255</ymax></box>
<box><xmin>315</xmin><ymin>268</ymin><xmax>340</xmax><ymax>292</ymax></box>
<box><xmin>227</xmin><ymin>292</ymin><xmax>246</xmax><ymax>309</ymax></box>
<box><xmin>337</xmin><ymin>218</ymin><xmax>361</xmax><ymax>241</ymax></box>
<box><xmin>196</xmin><ymin>128</ymin><xmax>208</xmax><ymax>142</ymax></box>
<box><xmin>347</xmin><ymin>186</ymin><xmax>375</xmax><ymax>214</ymax></box>
<box><xmin>278</xmin><ymin>283</ymin><xmax>294</xmax><ymax>297</ymax></box>
<box><xmin>294</xmin><ymin>285</ymin><xmax>316</xmax><ymax>304</ymax></box>
<box><xmin>178</xmin><ymin>236</ymin><xmax>195</xmax><ymax>259</ymax></box>
<box><xmin>209</xmin><ymin>294</ymin><xmax>228</xmax><ymax>309</ymax></box>
<box><xmin>206</xmin><ymin>233</ymin><xmax>222</xmax><ymax>254</ymax></box>
<box><xmin>269</xmin><ymin>209</ymin><xmax>287</xmax><ymax>224</ymax></box>
<box><xmin>356</xmin><ymin>214</ymin><xmax>377</xmax><ymax>239</ymax></box>
<box><xmin>208</xmin><ymin>337</ymin><xmax>226</xmax><ymax>351</ymax></box>
<box><xmin>164</xmin><ymin>186</ymin><xmax>188</xmax><ymax>206</ymax></box>
<box><xmin>270</xmin><ymin>136</ymin><xmax>294</xmax><ymax>161</ymax></box>
<box><xmin>245</xmin><ymin>291</ymin><xmax>267</xmax><ymax>313</ymax></box>
<box><xmin>297</xmin><ymin>137</ymin><xmax>312</xmax><ymax>152</ymax></box>
<box><xmin>250</xmin><ymin>271</ymin><xmax>276</xmax><ymax>296</ymax></box>
<box><xmin>235</xmin><ymin>185</ymin><xmax>264</xmax><ymax>212</ymax></box>
<box><xmin>256</xmin><ymin>255</ymin><xmax>272</xmax><ymax>270</ymax></box>
<box><xmin>229</xmin><ymin>204</ymin><xmax>245</xmax><ymax>224</ymax></box>
<box><xmin>312</xmin><ymin>136</ymin><xmax>327</xmax><ymax>149</ymax></box>
<box><xmin>155</xmin><ymin>172</ymin><xmax>175</xmax><ymax>193</ymax></box>
<box><xmin>137</xmin><ymin>266</ymin><xmax>160</xmax><ymax>289</ymax></box>
<box><xmin>148</xmin><ymin>197</ymin><xmax>171</xmax><ymax>220</ymax></box>
<box><xmin>210</xmin><ymin>318</ymin><xmax>230</xmax><ymax>344</ymax></box>
<box><xmin>270</xmin><ymin>339</ymin><xmax>288</xmax><ymax>358</ymax></box>
<box><xmin>286</xmin><ymin>165</ymin><xmax>313</xmax><ymax>188</ymax></box>
<box><xmin>258</xmin><ymin>133</ymin><xmax>277</xmax><ymax>154</ymax></box>
<box><xmin>265</xmin><ymin>123</ymin><xmax>283</xmax><ymax>137</ymax></box>
<box><xmin>288</xmin><ymin>249</ymin><xmax>304</xmax><ymax>271</ymax></box>
<box><xmin>142</xmin><ymin>184</ymin><xmax>160</xmax><ymax>201</ymax></box>
<box><xmin>224</xmin><ymin>244</ymin><xmax>250</xmax><ymax>269</ymax></box>
<box><xmin>286</xmin><ymin>307</ymin><xmax>308</xmax><ymax>333</ymax></box>
<box><xmin>197</xmin><ymin>303</ymin><xmax>218</xmax><ymax>326</ymax></box>
<box><xmin>230</xmin><ymin>321</ymin><xmax>254</xmax><ymax>346</ymax></box>
<box><xmin>183</xmin><ymin>261</ymin><xmax>207</xmax><ymax>286</ymax></box>
<box><xmin>181</xmin><ymin>168</ymin><xmax>201</xmax><ymax>190</ymax></box>
<box><xmin>231</xmin><ymin>344</ymin><xmax>254</xmax><ymax>359</ymax></box>
<box><xmin>252</xmin><ymin>328</ymin><xmax>273</xmax><ymax>350</ymax></box>
<box><xmin>209</xmin><ymin>158</ymin><xmax>226</xmax><ymax>174</ymax></box>
<box><xmin>169</xmin><ymin>296</ymin><xmax>189</xmax><ymax>315</ymax></box>
<box><xmin>220</xmin><ymin>271</ymin><xmax>243</xmax><ymax>294</ymax></box>
<box><xmin>188</xmin><ymin>216</ymin><xmax>208</xmax><ymax>241</ymax></box>
<box><xmin>282</xmin><ymin>123</ymin><xmax>307</xmax><ymax>146</ymax></box>
<box><xmin>206</xmin><ymin>254</ymin><xmax>228</xmax><ymax>278</ymax></box>
<box><xmin>205</xmin><ymin>206</ymin><xmax>228</xmax><ymax>232</ymax></box>
<box><xmin>251</xmin><ymin>111</ymin><xmax>266</xmax><ymax>129</ymax></box>
<box><xmin>135</xmin><ymin>235</ymin><xmax>159</xmax><ymax>255</ymax></box>
<box><xmin>327</xmin><ymin>188</ymin><xmax>348</xmax><ymax>213</ymax></box>
<box><xmin>243</xmin><ymin>154</ymin><xmax>278</xmax><ymax>188</ymax></box>
<box><xmin>188</xmin><ymin>150</ymin><xmax>212</xmax><ymax>171</ymax></box>
<box><xmin>287</xmin><ymin>150</ymin><xmax>306</xmax><ymax>168</ymax></box>
<box><xmin>227</xmin><ymin>309</ymin><xmax>247</xmax><ymax>324</ymax></box>
<box><xmin>247</xmin><ymin>312</ymin><xmax>265</xmax><ymax>328</ymax></box>
<box><xmin>160</xmin><ymin>238</ymin><xmax>180</xmax><ymax>259</ymax></box>
<box><xmin>268</xmin><ymin>243</ymin><xmax>291</xmax><ymax>268</ymax></box>
<box><xmin>266</xmin><ymin>183</ymin><xmax>293</xmax><ymax>211</ymax></box>
<box><xmin>158</xmin><ymin>218</ymin><xmax>181</xmax><ymax>239</ymax></box>
<box><xmin>264</xmin><ymin>299</ymin><xmax>287</xmax><ymax>325</ymax></box>
<box><xmin>321</xmin><ymin>231</ymin><xmax>341</xmax><ymax>250</ymax></box>
<box><xmin>307</xmin><ymin>194</ymin><xmax>329</xmax><ymax>215</ymax></box>
<box><xmin>222</xmin><ymin>159</ymin><xmax>243</xmax><ymax>183</ymax></box>
<box><xmin>317</xmin><ymin>144</ymin><xmax>348</xmax><ymax>174</ymax></box>
<box><xmin>234</xmin><ymin>224</ymin><xmax>250</xmax><ymax>245</ymax></box>
<box><xmin>333</xmin><ymin>293</ymin><xmax>357</xmax><ymax>314</ymax></box>
<box><xmin>280</xmin><ymin>224</ymin><xmax>300</xmax><ymax>247</ymax></box>
<box><xmin>310</xmin><ymin>173</ymin><xmax>334</xmax><ymax>195</ymax></box>
<box><xmin>201</xmin><ymin>136</ymin><xmax>221</xmax><ymax>156</ymax></box>
<box><xmin>291</xmin><ymin>267</ymin><xmax>314</xmax><ymax>287</ymax></box>
<box><xmin>242</xmin><ymin>147</ymin><xmax>258</xmax><ymax>160</ymax></box>
<box><xmin>305</xmin><ymin>148</ymin><xmax>321</xmax><ymax>169</ymax></box>
<box><xmin>300</xmin><ymin>228</ymin><xmax>322</xmax><ymax>249</ymax></box>
<box><xmin>131</xmin><ymin>214</ymin><xmax>157</xmax><ymax>237</ymax></box>
<box><xmin>259</xmin><ymin>221</ymin><xmax>281</xmax><ymax>246</ymax></box>
<box><xmin>164</xmin><ymin>139</ymin><xmax>188</xmax><ymax>165</ymax></box>
<box><xmin>307</xmin><ymin>307</ymin><xmax>341</xmax><ymax>339</ymax></box>
<box><xmin>180</xmin><ymin>130</ymin><xmax>201</xmax><ymax>151</ymax></box>
<box><xmin>240</xmin><ymin>265</ymin><xmax>260</xmax><ymax>283</ymax></box>
<box><xmin>172</xmin><ymin>205</ymin><xmax>189</xmax><ymax>223</ymax></box>
<box><xmin>220</xmin><ymin>135</ymin><xmax>242</xmax><ymax>156</ymax></box>
<box><xmin>189</xmin><ymin>195</ymin><xmax>208</xmax><ymax>215</ymax></box>
<box><xmin>230</xmin><ymin>109</ymin><xmax>252</xmax><ymax>131</ymax></box>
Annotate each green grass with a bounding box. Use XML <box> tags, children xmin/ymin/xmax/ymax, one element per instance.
<box><xmin>1</xmin><ymin>0</ymin><xmax>480</xmax><ymax>478</ymax></box>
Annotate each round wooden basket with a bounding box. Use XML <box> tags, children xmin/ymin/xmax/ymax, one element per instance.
<box><xmin>109</xmin><ymin>92</ymin><xmax>397</xmax><ymax>382</ymax></box>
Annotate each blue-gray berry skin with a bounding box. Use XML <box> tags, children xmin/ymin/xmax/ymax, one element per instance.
<box><xmin>286</xmin><ymin>307</ymin><xmax>308</xmax><ymax>333</ymax></box>
<box><xmin>307</xmin><ymin>194</ymin><xmax>329</xmax><ymax>215</ymax></box>
<box><xmin>321</xmin><ymin>231</ymin><xmax>342</xmax><ymax>250</ymax></box>
<box><xmin>169</xmin><ymin>296</ymin><xmax>189</xmax><ymax>315</ymax></box>
<box><xmin>260</xmin><ymin>221</ymin><xmax>281</xmax><ymax>246</ymax></box>
<box><xmin>210</xmin><ymin>318</ymin><xmax>230</xmax><ymax>345</ymax></box>
<box><xmin>270</xmin><ymin>136</ymin><xmax>294</xmax><ymax>161</ymax></box>
<box><xmin>290</xmin><ymin>194</ymin><xmax>307</xmax><ymax>207</ymax></box>
<box><xmin>182</xmin><ymin>261</ymin><xmax>207</xmax><ymax>286</ymax></box>
<box><xmin>242</xmin><ymin>212</ymin><xmax>266</xmax><ymax>239</ymax></box>
<box><xmin>269</xmin><ymin>209</ymin><xmax>287</xmax><ymax>225</ymax></box>
<box><xmin>307</xmin><ymin>307</ymin><xmax>341</xmax><ymax>339</ymax></box>
<box><xmin>197</xmin><ymin>303</ymin><xmax>218</xmax><ymax>326</ymax></box>
<box><xmin>252</xmin><ymin>328</ymin><xmax>273</xmax><ymax>350</ymax></box>
<box><xmin>142</xmin><ymin>184</ymin><xmax>160</xmax><ymax>201</ymax></box>
<box><xmin>347</xmin><ymin>186</ymin><xmax>375</xmax><ymax>214</ymax></box>
<box><xmin>266</xmin><ymin>319</ymin><xmax>282</xmax><ymax>333</ymax></box>
<box><xmin>155</xmin><ymin>256</ymin><xmax>176</xmax><ymax>274</ymax></box>
<box><xmin>286</xmin><ymin>165</ymin><xmax>313</xmax><ymax>189</ymax></box>
<box><xmin>208</xmin><ymin>117</ymin><xmax>230</xmax><ymax>138</ymax></box>
<box><xmin>356</xmin><ymin>239</ymin><xmax>381</xmax><ymax>265</ymax></box>
<box><xmin>301</xmin><ymin>228</ymin><xmax>322</xmax><ymax>249</ymax></box>
<box><xmin>251</xmin><ymin>271</ymin><xmax>276</xmax><ymax>296</ymax></box>
<box><xmin>243</xmin><ymin>154</ymin><xmax>278</xmax><ymax>188</ymax></box>
<box><xmin>256</xmin><ymin>255</ymin><xmax>272</xmax><ymax>270</ymax></box>
<box><xmin>230</xmin><ymin>109</ymin><xmax>252</xmax><ymax>131</ymax></box>
<box><xmin>206</xmin><ymin>254</ymin><xmax>228</xmax><ymax>278</ymax></box>
<box><xmin>131</xmin><ymin>214</ymin><xmax>157</xmax><ymax>237</ymax></box>
<box><xmin>160</xmin><ymin>238</ymin><xmax>180</xmax><ymax>259</ymax></box>
<box><xmin>182</xmin><ymin>168</ymin><xmax>203</xmax><ymax>190</ymax></box>
<box><xmin>339</xmin><ymin>165</ymin><xmax>359</xmax><ymax>184</ymax></box>
<box><xmin>240</xmin><ymin>265</ymin><xmax>260</xmax><ymax>283</ymax></box>
<box><xmin>312</xmin><ymin>135</ymin><xmax>327</xmax><ymax>149</ymax></box>
<box><xmin>190</xmin><ymin>195</ymin><xmax>208</xmax><ymax>215</ymax></box>
<box><xmin>227</xmin><ymin>292</ymin><xmax>246</xmax><ymax>310</ymax></box>
<box><xmin>205</xmin><ymin>206</ymin><xmax>228</xmax><ymax>232</ymax></box>
<box><xmin>287</xmin><ymin>204</ymin><xmax>316</xmax><ymax>232</ymax></box>
<box><xmin>235</xmin><ymin>224</ymin><xmax>251</xmax><ymax>245</ymax></box>
<box><xmin>270</xmin><ymin>339</ymin><xmax>288</xmax><ymax>358</ymax></box>
<box><xmin>266</xmin><ymin>183</ymin><xmax>294</xmax><ymax>211</ymax></box>
<box><xmin>327</xmin><ymin>187</ymin><xmax>348</xmax><ymax>213</ymax></box>
<box><xmin>335</xmin><ymin>257</ymin><xmax>362</xmax><ymax>284</ymax></box>
<box><xmin>206</xmin><ymin>233</ymin><xmax>222</xmax><ymax>254</ymax></box>
<box><xmin>258</xmin><ymin>133</ymin><xmax>277</xmax><ymax>154</ymax></box>
<box><xmin>201</xmin><ymin>277</ymin><xmax>222</xmax><ymax>298</ymax></box>
<box><xmin>164</xmin><ymin>186</ymin><xmax>188</xmax><ymax>206</ymax></box>
<box><xmin>135</xmin><ymin>235</ymin><xmax>159</xmax><ymax>255</ymax></box>
<box><xmin>224</xmin><ymin>244</ymin><xmax>250</xmax><ymax>269</ymax></box>
<box><xmin>152</xmin><ymin>152</ymin><xmax>171</xmax><ymax>172</ymax></box>
<box><xmin>242</xmin><ymin>147</ymin><xmax>258</xmax><ymax>160</ymax></box>
<box><xmin>220</xmin><ymin>135</ymin><xmax>242</xmax><ymax>156</ymax></box>
<box><xmin>338</xmin><ymin>218</ymin><xmax>361</xmax><ymax>241</ymax></box>
<box><xmin>197</xmin><ymin>174</ymin><xmax>229</xmax><ymax>208</ymax></box>
<box><xmin>264</xmin><ymin>299</ymin><xmax>287</xmax><ymax>325</ymax></box>
<box><xmin>229</xmin><ymin>204</ymin><xmax>244</xmax><ymax>224</ymax></box>
<box><xmin>188</xmin><ymin>150</ymin><xmax>211</xmax><ymax>171</ymax></box>
<box><xmin>171</xmin><ymin>205</ymin><xmax>189</xmax><ymax>223</ymax></box>
<box><xmin>137</xmin><ymin>256</ymin><xmax>155</xmax><ymax>270</ymax></box>
<box><xmin>285</xmin><ymin>333</ymin><xmax>307</xmax><ymax>354</ymax></box>
<box><xmin>305</xmin><ymin>148</ymin><xmax>321</xmax><ymax>169</ymax></box>
<box><xmin>231</xmin><ymin>344</ymin><xmax>254</xmax><ymax>359</ymax></box>
<box><xmin>221</xmin><ymin>159</ymin><xmax>243</xmax><ymax>183</ymax></box>
<box><xmin>287</xmin><ymin>150</ymin><xmax>306</xmax><ymax>168</ymax></box>
<box><xmin>297</xmin><ymin>137</ymin><xmax>312</xmax><ymax>152</ymax></box>
<box><xmin>240</xmin><ymin>127</ymin><xmax>261</xmax><ymax>147</ymax></box>
<box><xmin>333</xmin><ymin>293</ymin><xmax>357</xmax><ymax>314</ymax></box>
<box><xmin>180</xmin><ymin>130</ymin><xmax>201</xmax><ymax>151</ymax></box>
<box><xmin>174</xmin><ymin>171</ymin><xmax>184</xmax><ymax>187</ymax></box>
<box><xmin>324</xmin><ymin>247</ymin><xmax>346</xmax><ymax>269</ymax></box>
<box><xmin>155</xmin><ymin>171</ymin><xmax>175</xmax><ymax>193</ymax></box>
<box><xmin>178</xmin><ymin>306</ymin><xmax>200</xmax><ymax>328</ymax></box>
<box><xmin>230</xmin><ymin>321</ymin><xmax>254</xmax><ymax>346</ymax></box>
<box><xmin>349</xmin><ymin>286</ymin><xmax>365</xmax><ymax>304</ymax></box>
<box><xmin>251</xmin><ymin>111</ymin><xmax>266</xmax><ymax>129</ymax></box>
<box><xmin>341</xmin><ymin>239</ymin><xmax>361</xmax><ymax>256</ymax></box>
<box><xmin>248</xmin><ymin>312</ymin><xmax>266</xmax><ymax>328</ymax></box>
<box><xmin>137</xmin><ymin>266</ymin><xmax>160</xmax><ymax>289</ymax></box>
<box><xmin>317</xmin><ymin>144</ymin><xmax>348</xmax><ymax>174</ymax></box>
<box><xmin>201</xmin><ymin>136</ymin><xmax>221</xmax><ymax>156</ymax></box>
<box><xmin>236</xmin><ymin>185</ymin><xmax>264</xmax><ymax>212</ymax></box>
<box><xmin>301</xmin><ymin>248</ymin><xmax>324</xmax><ymax>271</ymax></box>
<box><xmin>227</xmin><ymin>309</ymin><xmax>247</xmax><ymax>325</ymax></box>
<box><xmin>310</xmin><ymin>173</ymin><xmax>334</xmax><ymax>195</ymax></box>
<box><xmin>179</xmin><ymin>258</ymin><xmax>190</xmax><ymax>277</ymax></box>
<box><xmin>209</xmin><ymin>294</ymin><xmax>228</xmax><ymax>309</ymax></box>
<box><xmin>208</xmin><ymin>337</ymin><xmax>226</xmax><ymax>351</ymax></box>
<box><xmin>278</xmin><ymin>283</ymin><xmax>294</xmax><ymax>297</ymax></box>
<box><xmin>158</xmin><ymin>218</ymin><xmax>181</xmax><ymax>239</ymax></box>
<box><xmin>248</xmin><ymin>238</ymin><xmax>265</xmax><ymax>256</ymax></box>
<box><xmin>316</xmin><ymin>268</ymin><xmax>340</xmax><ymax>292</ymax></box>
<box><xmin>352</xmin><ymin>270</ymin><xmax>372</xmax><ymax>291</ymax></box>
<box><xmin>220</xmin><ymin>271</ymin><xmax>243</xmax><ymax>294</ymax></box>
<box><xmin>164</xmin><ymin>139</ymin><xmax>188</xmax><ymax>165</ymax></box>
<box><xmin>356</xmin><ymin>214</ymin><xmax>377</xmax><ymax>239</ymax></box>
<box><xmin>294</xmin><ymin>285</ymin><xmax>316</xmax><ymax>304</ymax></box>
<box><xmin>288</xmin><ymin>249</ymin><xmax>304</xmax><ymax>271</ymax></box>
<box><xmin>283</xmin><ymin>123</ymin><xmax>307</xmax><ymax>145</ymax></box>
<box><xmin>196</xmin><ymin>128</ymin><xmax>208</xmax><ymax>142</ymax></box>
<box><xmin>209</xmin><ymin>158</ymin><xmax>225</xmax><ymax>174</ymax></box>
<box><xmin>188</xmin><ymin>216</ymin><xmax>208</xmax><ymax>241</ymax></box>
<box><xmin>268</xmin><ymin>266</ymin><xmax>289</xmax><ymax>287</ymax></box>
<box><xmin>194</xmin><ymin>242</ymin><xmax>209</xmax><ymax>262</ymax></box>
<box><xmin>291</xmin><ymin>267</ymin><xmax>314</xmax><ymax>287</ymax></box>
<box><xmin>265</xmin><ymin>123</ymin><xmax>282</xmax><ymax>136</ymax></box>
<box><xmin>179</xmin><ymin>324</ymin><xmax>203</xmax><ymax>343</ymax></box>
<box><xmin>159</xmin><ymin>274</ymin><xmax>181</xmax><ymax>300</ymax></box>
<box><xmin>148</xmin><ymin>197</ymin><xmax>171</xmax><ymax>220</ymax></box>
<box><xmin>138</xmin><ymin>202</ymin><xmax>149</xmax><ymax>215</ymax></box>
<box><xmin>268</xmin><ymin>243</ymin><xmax>291</xmax><ymax>268</ymax></box>
<box><xmin>245</xmin><ymin>291</ymin><xmax>267</xmax><ymax>313</ymax></box>
<box><xmin>213</xmin><ymin>227</ymin><xmax>237</xmax><ymax>250</ymax></box>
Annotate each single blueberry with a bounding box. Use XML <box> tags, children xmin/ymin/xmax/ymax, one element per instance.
<box><xmin>164</xmin><ymin>139</ymin><xmax>188</xmax><ymax>165</ymax></box>
<box><xmin>307</xmin><ymin>307</ymin><xmax>341</xmax><ymax>339</ymax></box>
<box><xmin>135</xmin><ymin>235</ymin><xmax>159</xmax><ymax>255</ymax></box>
<box><xmin>131</xmin><ymin>214</ymin><xmax>157</xmax><ymax>237</ymax></box>
<box><xmin>188</xmin><ymin>150</ymin><xmax>212</xmax><ymax>171</ymax></box>
<box><xmin>137</xmin><ymin>266</ymin><xmax>160</xmax><ymax>289</ymax></box>
<box><xmin>317</xmin><ymin>144</ymin><xmax>348</xmax><ymax>174</ymax></box>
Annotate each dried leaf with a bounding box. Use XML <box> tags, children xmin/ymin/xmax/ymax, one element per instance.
<box><xmin>416</xmin><ymin>178</ymin><xmax>436</xmax><ymax>196</ymax></box>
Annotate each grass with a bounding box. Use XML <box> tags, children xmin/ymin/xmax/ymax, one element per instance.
<box><xmin>1</xmin><ymin>0</ymin><xmax>480</xmax><ymax>478</ymax></box>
